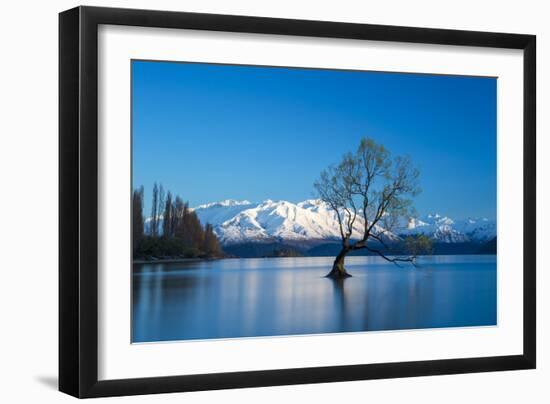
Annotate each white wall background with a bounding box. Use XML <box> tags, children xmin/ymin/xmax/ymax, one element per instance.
<box><xmin>0</xmin><ymin>0</ymin><xmax>546</xmax><ymax>402</ymax></box>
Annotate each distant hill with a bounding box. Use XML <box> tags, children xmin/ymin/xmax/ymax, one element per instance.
<box><xmin>222</xmin><ymin>240</ymin><xmax>497</xmax><ymax>259</ymax></box>
<box><xmin>477</xmin><ymin>237</ymin><xmax>497</xmax><ymax>254</ymax></box>
<box><xmin>306</xmin><ymin>241</ymin><xmax>495</xmax><ymax>257</ymax></box>
<box><xmin>223</xmin><ymin>242</ymin><xmax>305</xmax><ymax>258</ymax></box>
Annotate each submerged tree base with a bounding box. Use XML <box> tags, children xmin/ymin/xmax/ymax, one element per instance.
<box><xmin>325</xmin><ymin>265</ymin><xmax>352</xmax><ymax>279</ymax></box>
<box><xmin>326</xmin><ymin>254</ymin><xmax>352</xmax><ymax>278</ymax></box>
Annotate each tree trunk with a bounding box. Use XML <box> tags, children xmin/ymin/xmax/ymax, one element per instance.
<box><xmin>326</xmin><ymin>247</ymin><xmax>352</xmax><ymax>278</ymax></box>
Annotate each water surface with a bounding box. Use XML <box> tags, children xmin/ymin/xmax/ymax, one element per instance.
<box><xmin>132</xmin><ymin>255</ymin><xmax>496</xmax><ymax>342</ymax></box>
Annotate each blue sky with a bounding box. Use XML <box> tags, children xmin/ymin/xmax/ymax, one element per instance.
<box><xmin>132</xmin><ymin>60</ymin><xmax>496</xmax><ymax>219</ymax></box>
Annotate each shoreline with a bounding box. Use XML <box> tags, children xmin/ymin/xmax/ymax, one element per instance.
<box><xmin>133</xmin><ymin>257</ymin><xmax>225</xmax><ymax>265</ymax></box>
<box><xmin>133</xmin><ymin>252</ymin><xmax>497</xmax><ymax>265</ymax></box>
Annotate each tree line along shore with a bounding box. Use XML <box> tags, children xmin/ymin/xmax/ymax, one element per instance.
<box><xmin>132</xmin><ymin>183</ymin><xmax>223</xmax><ymax>261</ymax></box>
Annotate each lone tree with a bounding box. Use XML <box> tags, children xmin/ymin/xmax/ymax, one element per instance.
<box><xmin>314</xmin><ymin>137</ymin><xmax>430</xmax><ymax>278</ymax></box>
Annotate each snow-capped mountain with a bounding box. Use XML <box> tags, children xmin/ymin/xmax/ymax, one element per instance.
<box><xmin>401</xmin><ymin>214</ymin><xmax>496</xmax><ymax>243</ymax></box>
<box><xmin>193</xmin><ymin>199</ymin><xmax>254</xmax><ymax>226</ymax></box>
<box><xmin>193</xmin><ymin>199</ymin><xmax>496</xmax><ymax>245</ymax></box>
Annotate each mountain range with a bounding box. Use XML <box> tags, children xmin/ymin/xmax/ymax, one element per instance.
<box><xmin>193</xmin><ymin>199</ymin><xmax>496</xmax><ymax>247</ymax></box>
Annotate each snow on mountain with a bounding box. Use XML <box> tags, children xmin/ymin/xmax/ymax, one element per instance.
<box><xmin>401</xmin><ymin>214</ymin><xmax>496</xmax><ymax>243</ymax></box>
<box><xmin>193</xmin><ymin>199</ymin><xmax>396</xmax><ymax>245</ymax></box>
<box><xmin>193</xmin><ymin>199</ymin><xmax>254</xmax><ymax>227</ymax></box>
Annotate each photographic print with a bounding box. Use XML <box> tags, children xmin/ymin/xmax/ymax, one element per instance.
<box><xmin>131</xmin><ymin>60</ymin><xmax>497</xmax><ymax>343</ymax></box>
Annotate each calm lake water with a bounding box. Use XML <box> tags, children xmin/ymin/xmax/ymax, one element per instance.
<box><xmin>132</xmin><ymin>255</ymin><xmax>496</xmax><ymax>343</ymax></box>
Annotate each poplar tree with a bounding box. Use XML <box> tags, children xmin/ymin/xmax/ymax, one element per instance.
<box><xmin>132</xmin><ymin>186</ymin><xmax>144</xmax><ymax>254</ymax></box>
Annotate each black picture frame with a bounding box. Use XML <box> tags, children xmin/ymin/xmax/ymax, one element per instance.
<box><xmin>59</xmin><ymin>5</ymin><xmax>536</xmax><ymax>398</ymax></box>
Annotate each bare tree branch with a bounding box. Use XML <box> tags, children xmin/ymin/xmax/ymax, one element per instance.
<box><xmin>368</xmin><ymin>232</ymin><xmax>390</xmax><ymax>249</ymax></box>
<box><xmin>364</xmin><ymin>246</ymin><xmax>418</xmax><ymax>268</ymax></box>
